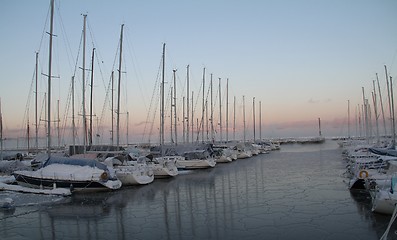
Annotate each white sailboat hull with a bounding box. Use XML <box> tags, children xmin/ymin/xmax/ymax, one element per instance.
<box><xmin>114</xmin><ymin>165</ymin><xmax>154</xmax><ymax>185</ymax></box>
<box><xmin>372</xmin><ymin>190</ymin><xmax>397</xmax><ymax>215</ymax></box>
<box><xmin>176</xmin><ymin>158</ymin><xmax>216</xmax><ymax>169</ymax></box>
<box><xmin>215</xmin><ymin>155</ymin><xmax>232</xmax><ymax>163</ymax></box>
<box><xmin>149</xmin><ymin>156</ymin><xmax>181</xmax><ymax>178</ymax></box>
<box><xmin>152</xmin><ymin>164</ymin><xmax>178</xmax><ymax>178</ymax></box>
<box><xmin>237</xmin><ymin>150</ymin><xmax>252</xmax><ymax>159</ymax></box>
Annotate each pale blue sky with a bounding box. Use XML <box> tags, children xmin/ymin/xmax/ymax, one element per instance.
<box><xmin>1</xmin><ymin>0</ymin><xmax>397</xmax><ymax>143</ymax></box>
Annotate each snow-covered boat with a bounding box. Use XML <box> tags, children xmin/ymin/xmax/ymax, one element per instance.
<box><xmin>126</xmin><ymin>146</ymin><xmax>180</xmax><ymax>178</ymax></box>
<box><xmin>149</xmin><ymin>155</ymin><xmax>180</xmax><ymax>178</ymax></box>
<box><xmin>13</xmin><ymin>156</ymin><xmax>122</xmax><ymax>192</ymax></box>
<box><xmin>176</xmin><ymin>150</ymin><xmax>216</xmax><ymax>169</ymax></box>
<box><xmin>104</xmin><ymin>156</ymin><xmax>154</xmax><ymax>185</ymax></box>
<box><xmin>347</xmin><ymin>155</ymin><xmax>395</xmax><ymax>190</ymax></box>
<box><xmin>361</xmin><ymin>158</ymin><xmax>397</xmax><ymax>191</ymax></box>
<box><xmin>236</xmin><ymin>147</ymin><xmax>252</xmax><ymax>159</ymax></box>
<box><xmin>371</xmin><ymin>175</ymin><xmax>397</xmax><ymax>215</ymax></box>
<box><xmin>345</xmin><ymin>153</ymin><xmax>386</xmax><ymax>179</ymax></box>
<box><xmin>213</xmin><ymin>148</ymin><xmax>233</xmax><ymax>163</ymax></box>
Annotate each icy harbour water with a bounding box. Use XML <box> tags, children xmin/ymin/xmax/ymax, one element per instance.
<box><xmin>0</xmin><ymin>140</ymin><xmax>396</xmax><ymax>240</ymax></box>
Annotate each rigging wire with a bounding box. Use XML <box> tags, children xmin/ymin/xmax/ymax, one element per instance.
<box><xmin>87</xmin><ymin>18</ymin><xmax>113</xmax><ymax>143</ymax></box>
<box><xmin>163</xmin><ymin>78</ymin><xmax>173</xmax><ymax>143</ymax></box>
<box><xmin>17</xmin><ymin>1</ymin><xmax>51</xmax><ymax>148</ymax></box>
<box><xmin>141</xmin><ymin>55</ymin><xmax>162</xmax><ymax>144</ymax></box>
<box><xmin>195</xmin><ymin>74</ymin><xmax>212</xmax><ymax>142</ymax></box>
<box><xmin>57</xmin><ymin>7</ymin><xmax>87</xmax><ymax>146</ymax></box>
<box><xmin>36</xmin><ymin>2</ymin><xmax>50</xmax><ymax>56</ymax></box>
<box><xmin>98</xmin><ymin>35</ymin><xmax>120</xmax><ymax>142</ymax></box>
<box><xmin>19</xmin><ymin>65</ymin><xmax>38</xmax><ymax>148</ymax></box>
<box><xmin>125</xmin><ymin>27</ymin><xmax>149</xmax><ymax>113</ymax></box>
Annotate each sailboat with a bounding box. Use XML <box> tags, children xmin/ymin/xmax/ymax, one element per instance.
<box><xmin>103</xmin><ymin>153</ymin><xmax>154</xmax><ymax>185</ymax></box>
<box><xmin>153</xmin><ymin>44</ymin><xmax>180</xmax><ymax>177</ymax></box>
<box><xmin>13</xmin><ymin>156</ymin><xmax>122</xmax><ymax>192</ymax></box>
<box><xmin>101</xmin><ymin>24</ymin><xmax>154</xmax><ymax>186</ymax></box>
<box><xmin>146</xmin><ymin>43</ymin><xmax>180</xmax><ymax>178</ymax></box>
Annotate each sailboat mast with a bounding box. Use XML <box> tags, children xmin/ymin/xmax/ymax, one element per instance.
<box><xmin>253</xmin><ymin>97</ymin><xmax>256</xmax><ymax>142</ymax></box>
<box><xmin>202</xmin><ymin>68</ymin><xmax>205</xmax><ymax>143</ymax></box>
<box><xmin>362</xmin><ymin>87</ymin><xmax>369</xmax><ymax>142</ymax></box>
<box><xmin>243</xmin><ymin>95</ymin><xmax>246</xmax><ymax>142</ymax></box>
<box><xmin>82</xmin><ymin>14</ymin><xmax>87</xmax><ymax>152</ymax></box>
<box><xmin>126</xmin><ymin>112</ymin><xmax>129</xmax><ymax>145</ymax></box>
<box><xmin>376</xmin><ymin>73</ymin><xmax>387</xmax><ymax>137</ymax></box>
<box><xmin>259</xmin><ymin>101</ymin><xmax>262</xmax><ymax>140</ymax></box>
<box><xmin>358</xmin><ymin>104</ymin><xmax>362</xmax><ymax>137</ymax></box>
<box><xmin>72</xmin><ymin>76</ymin><xmax>76</xmax><ymax>152</ymax></box>
<box><xmin>355</xmin><ymin>105</ymin><xmax>358</xmax><ymax>136</ymax></box>
<box><xmin>116</xmin><ymin>24</ymin><xmax>124</xmax><ymax>148</ymax></box>
<box><xmin>206</xmin><ymin>97</ymin><xmax>209</xmax><ymax>141</ymax></box>
<box><xmin>226</xmin><ymin>78</ymin><xmax>229</xmax><ymax>142</ymax></box>
<box><xmin>385</xmin><ymin>65</ymin><xmax>392</xmax><ymax>138</ymax></box>
<box><xmin>160</xmin><ymin>43</ymin><xmax>165</xmax><ymax>152</ymax></box>
<box><xmin>390</xmin><ymin>76</ymin><xmax>395</xmax><ymax>147</ymax></box>
<box><xmin>173</xmin><ymin>69</ymin><xmax>177</xmax><ymax>145</ymax></box>
<box><xmin>35</xmin><ymin>52</ymin><xmax>39</xmax><ymax>152</ymax></box>
<box><xmin>47</xmin><ymin>0</ymin><xmax>55</xmax><ymax>157</ymax></box>
<box><xmin>57</xmin><ymin>99</ymin><xmax>60</xmax><ymax>148</ymax></box>
<box><xmin>186</xmin><ymin>65</ymin><xmax>190</xmax><ymax>143</ymax></box>
<box><xmin>233</xmin><ymin>96</ymin><xmax>236</xmax><ymax>141</ymax></box>
<box><xmin>210</xmin><ymin>74</ymin><xmax>214</xmax><ymax>143</ymax></box>
<box><xmin>219</xmin><ymin>78</ymin><xmax>222</xmax><ymax>142</ymax></box>
<box><xmin>372</xmin><ymin>81</ymin><xmax>379</xmax><ymax>143</ymax></box>
<box><xmin>27</xmin><ymin>115</ymin><xmax>30</xmax><ymax>152</ymax></box>
<box><xmin>111</xmin><ymin>71</ymin><xmax>114</xmax><ymax>145</ymax></box>
<box><xmin>191</xmin><ymin>91</ymin><xmax>194</xmax><ymax>143</ymax></box>
<box><xmin>183</xmin><ymin>97</ymin><xmax>185</xmax><ymax>143</ymax></box>
<box><xmin>44</xmin><ymin>93</ymin><xmax>47</xmax><ymax>146</ymax></box>
<box><xmin>347</xmin><ymin>100</ymin><xmax>350</xmax><ymax>139</ymax></box>
<box><xmin>368</xmin><ymin>102</ymin><xmax>373</xmax><ymax>139</ymax></box>
<box><xmin>170</xmin><ymin>87</ymin><xmax>173</xmax><ymax>144</ymax></box>
<box><xmin>89</xmin><ymin>47</ymin><xmax>95</xmax><ymax>146</ymax></box>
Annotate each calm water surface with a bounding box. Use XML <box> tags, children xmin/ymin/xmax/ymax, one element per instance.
<box><xmin>1</xmin><ymin>140</ymin><xmax>396</xmax><ymax>240</ymax></box>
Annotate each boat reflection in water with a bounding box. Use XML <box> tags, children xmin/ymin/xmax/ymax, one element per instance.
<box><xmin>1</xmin><ymin>141</ymin><xmax>397</xmax><ymax>239</ymax></box>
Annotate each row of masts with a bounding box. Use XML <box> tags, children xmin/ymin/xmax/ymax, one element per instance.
<box><xmin>347</xmin><ymin>65</ymin><xmax>395</xmax><ymax>146</ymax></box>
<box><xmin>164</xmin><ymin>60</ymin><xmax>264</xmax><ymax>146</ymax></box>
<box><xmin>26</xmin><ymin>0</ymin><xmax>265</xmax><ymax>155</ymax></box>
<box><xmin>41</xmin><ymin>2</ymin><xmax>126</xmax><ymax>156</ymax></box>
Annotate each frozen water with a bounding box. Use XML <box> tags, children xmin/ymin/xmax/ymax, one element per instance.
<box><xmin>0</xmin><ymin>140</ymin><xmax>395</xmax><ymax>240</ymax></box>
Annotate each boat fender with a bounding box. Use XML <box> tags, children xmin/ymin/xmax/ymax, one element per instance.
<box><xmin>100</xmin><ymin>172</ymin><xmax>109</xmax><ymax>181</ymax></box>
<box><xmin>359</xmin><ymin>170</ymin><xmax>369</xmax><ymax>179</ymax></box>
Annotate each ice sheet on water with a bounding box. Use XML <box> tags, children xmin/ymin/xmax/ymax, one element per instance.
<box><xmin>0</xmin><ymin>160</ymin><xmax>31</xmax><ymax>175</ymax></box>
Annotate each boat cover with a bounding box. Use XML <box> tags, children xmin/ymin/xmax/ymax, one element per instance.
<box><xmin>43</xmin><ymin>156</ymin><xmax>108</xmax><ymax>171</ymax></box>
<box><xmin>369</xmin><ymin>147</ymin><xmax>397</xmax><ymax>157</ymax></box>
